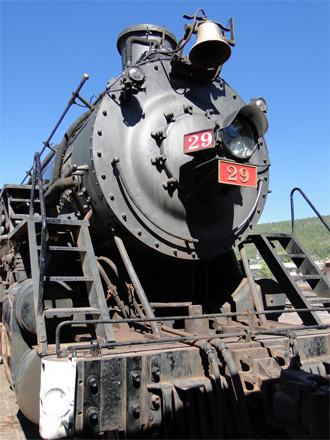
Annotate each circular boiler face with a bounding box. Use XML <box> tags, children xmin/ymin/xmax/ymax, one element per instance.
<box><xmin>91</xmin><ymin>65</ymin><xmax>269</xmax><ymax>260</ymax></box>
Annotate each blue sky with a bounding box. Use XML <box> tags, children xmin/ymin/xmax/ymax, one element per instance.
<box><xmin>1</xmin><ymin>0</ymin><xmax>329</xmax><ymax>224</ymax></box>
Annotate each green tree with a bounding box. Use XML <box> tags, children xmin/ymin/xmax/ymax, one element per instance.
<box><xmin>258</xmin><ymin>261</ymin><xmax>273</xmax><ymax>279</ymax></box>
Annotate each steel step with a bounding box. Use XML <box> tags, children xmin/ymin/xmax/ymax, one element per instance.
<box><xmin>37</xmin><ymin>245</ymin><xmax>88</xmax><ymax>252</ymax></box>
<box><xmin>44</xmin><ymin>307</ymin><xmax>100</xmax><ymax>317</ymax></box>
<box><xmin>246</xmin><ymin>233</ymin><xmax>327</xmax><ymax>326</ymax></box>
<box><xmin>9</xmin><ymin>216</ymin><xmax>90</xmax><ymax>239</ymax></box>
<box><xmin>279</xmin><ymin>253</ymin><xmax>306</xmax><ymax>259</ymax></box>
<box><xmin>45</xmin><ymin>276</ymin><xmax>94</xmax><ymax>282</ymax></box>
<box><xmin>293</xmin><ymin>275</ymin><xmax>322</xmax><ymax>280</ymax></box>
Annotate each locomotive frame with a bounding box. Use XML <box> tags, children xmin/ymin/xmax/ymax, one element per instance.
<box><xmin>0</xmin><ymin>8</ymin><xmax>329</xmax><ymax>440</ymax></box>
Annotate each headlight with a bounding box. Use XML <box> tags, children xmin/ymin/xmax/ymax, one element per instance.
<box><xmin>129</xmin><ymin>66</ymin><xmax>145</xmax><ymax>83</ymax></box>
<box><xmin>222</xmin><ymin>115</ymin><xmax>257</xmax><ymax>159</ymax></box>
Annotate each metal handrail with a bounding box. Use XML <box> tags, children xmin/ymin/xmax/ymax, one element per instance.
<box><xmin>22</xmin><ymin>74</ymin><xmax>92</xmax><ymax>184</ymax></box>
<box><xmin>290</xmin><ymin>187</ymin><xmax>330</xmax><ymax>234</ymax></box>
<box><xmin>55</xmin><ymin>306</ymin><xmax>330</xmax><ymax>356</ymax></box>
<box><xmin>60</xmin><ymin>320</ymin><xmax>330</xmax><ymax>359</ymax></box>
<box><xmin>30</xmin><ymin>152</ymin><xmax>48</xmax><ymax>348</ymax></box>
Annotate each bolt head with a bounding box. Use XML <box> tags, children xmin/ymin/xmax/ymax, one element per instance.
<box><xmin>130</xmin><ymin>372</ymin><xmax>141</xmax><ymax>387</ymax></box>
<box><xmin>151</xmin><ymin>394</ymin><xmax>161</xmax><ymax>409</ymax></box>
<box><xmin>152</xmin><ymin>367</ymin><xmax>161</xmax><ymax>379</ymax></box>
<box><xmin>130</xmin><ymin>402</ymin><xmax>141</xmax><ymax>417</ymax></box>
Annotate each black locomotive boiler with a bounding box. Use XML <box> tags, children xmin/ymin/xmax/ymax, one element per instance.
<box><xmin>1</xmin><ymin>8</ymin><xmax>329</xmax><ymax>440</ymax></box>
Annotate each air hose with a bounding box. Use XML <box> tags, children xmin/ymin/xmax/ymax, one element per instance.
<box><xmin>211</xmin><ymin>339</ymin><xmax>252</xmax><ymax>439</ymax></box>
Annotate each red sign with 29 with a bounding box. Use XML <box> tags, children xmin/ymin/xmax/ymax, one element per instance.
<box><xmin>184</xmin><ymin>129</ymin><xmax>214</xmax><ymax>154</ymax></box>
<box><xmin>218</xmin><ymin>160</ymin><xmax>257</xmax><ymax>188</ymax></box>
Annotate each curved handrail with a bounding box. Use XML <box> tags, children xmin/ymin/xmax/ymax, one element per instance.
<box><xmin>290</xmin><ymin>187</ymin><xmax>330</xmax><ymax>234</ymax></box>
<box><xmin>22</xmin><ymin>74</ymin><xmax>92</xmax><ymax>184</ymax></box>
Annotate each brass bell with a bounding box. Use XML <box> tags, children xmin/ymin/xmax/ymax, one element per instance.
<box><xmin>189</xmin><ymin>21</ymin><xmax>231</xmax><ymax>69</ymax></box>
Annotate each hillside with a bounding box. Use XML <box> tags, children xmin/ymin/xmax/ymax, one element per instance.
<box><xmin>241</xmin><ymin>215</ymin><xmax>330</xmax><ymax>262</ymax></box>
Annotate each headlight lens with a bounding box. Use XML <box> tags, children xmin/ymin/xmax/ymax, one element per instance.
<box><xmin>222</xmin><ymin>115</ymin><xmax>257</xmax><ymax>159</ymax></box>
<box><xmin>129</xmin><ymin>66</ymin><xmax>145</xmax><ymax>83</ymax></box>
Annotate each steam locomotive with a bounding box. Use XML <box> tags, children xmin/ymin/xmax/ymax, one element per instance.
<box><xmin>1</xmin><ymin>8</ymin><xmax>329</xmax><ymax>439</ymax></box>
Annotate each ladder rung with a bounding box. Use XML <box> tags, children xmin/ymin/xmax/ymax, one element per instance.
<box><xmin>44</xmin><ymin>307</ymin><xmax>101</xmax><ymax>317</ymax></box>
<box><xmin>9</xmin><ymin>197</ymin><xmax>39</xmax><ymax>203</ymax></box>
<box><xmin>45</xmin><ymin>276</ymin><xmax>94</xmax><ymax>282</ymax></box>
<box><xmin>10</xmin><ymin>214</ymin><xmax>29</xmax><ymax>219</ymax></box>
<box><xmin>46</xmin><ymin>218</ymin><xmax>89</xmax><ymax>226</ymax></box>
<box><xmin>280</xmin><ymin>253</ymin><xmax>305</xmax><ymax>259</ymax></box>
<box><xmin>37</xmin><ymin>246</ymin><xmax>88</xmax><ymax>252</ymax></box>
<box><xmin>293</xmin><ymin>275</ymin><xmax>321</xmax><ymax>280</ymax></box>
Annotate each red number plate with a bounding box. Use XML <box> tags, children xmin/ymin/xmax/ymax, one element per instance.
<box><xmin>184</xmin><ymin>129</ymin><xmax>214</xmax><ymax>154</ymax></box>
<box><xmin>218</xmin><ymin>160</ymin><xmax>257</xmax><ymax>188</ymax></box>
